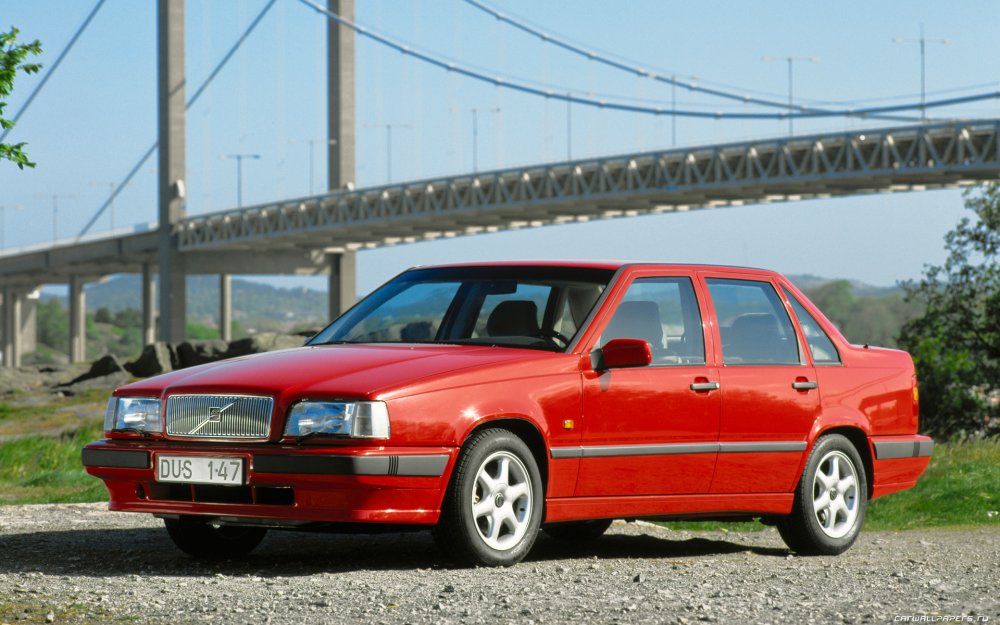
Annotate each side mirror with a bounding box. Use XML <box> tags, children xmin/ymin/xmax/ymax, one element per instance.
<box><xmin>593</xmin><ymin>338</ymin><xmax>652</xmax><ymax>370</ymax></box>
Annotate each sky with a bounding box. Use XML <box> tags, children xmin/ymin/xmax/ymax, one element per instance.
<box><xmin>1</xmin><ymin>0</ymin><xmax>999</xmax><ymax>297</ymax></box>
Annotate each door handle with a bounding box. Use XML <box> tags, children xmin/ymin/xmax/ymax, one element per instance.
<box><xmin>792</xmin><ymin>380</ymin><xmax>818</xmax><ymax>390</ymax></box>
<box><xmin>690</xmin><ymin>381</ymin><xmax>721</xmax><ymax>392</ymax></box>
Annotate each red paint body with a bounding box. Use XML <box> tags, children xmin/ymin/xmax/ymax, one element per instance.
<box><xmin>84</xmin><ymin>262</ymin><xmax>931</xmax><ymax>527</ymax></box>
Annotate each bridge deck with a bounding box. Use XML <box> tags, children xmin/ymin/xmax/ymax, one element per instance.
<box><xmin>2</xmin><ymin>121</ymin><xmax>999</xmax><ymax>287</ymax></box>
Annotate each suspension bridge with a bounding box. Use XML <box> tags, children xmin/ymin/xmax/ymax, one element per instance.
<box><xmin>1</xmin><ymin>0</ymin><xmax>998</xmax><ymax>367</ymax></box>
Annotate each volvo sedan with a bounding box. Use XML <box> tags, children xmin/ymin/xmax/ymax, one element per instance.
<box><xmin>83</xmin><ymin>262</ymin><xmax>932</xmax><ymax>566</ymax></box>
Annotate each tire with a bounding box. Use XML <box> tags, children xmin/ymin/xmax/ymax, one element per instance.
<box><xmin>433</xmin><ymin>428</ymin><xmax>543</xmax><ymax>567</ymax></box>
<box><xmin>777</xmin><ymin>434</ymin><xmax>867</xmax><ymax>555</ymax></box>
<box><xmin>543</xmin><ymin>519</ymin><xmax>613</xmax><ymax>541</ymax></box>
<box><xmin>164</xmin><ymin>517</ymin><xmax>267</xmax><ymax>559</ymax></box>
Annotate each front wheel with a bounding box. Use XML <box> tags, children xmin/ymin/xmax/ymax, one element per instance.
<box><xmin>164</xmin><ymin>517</ymin><xmax>267</xmax><ymax>559</ymax></box>
<box><xmin>777</xmin><ymin>434</ymin><xmax>867</xmax><ymax>555</ymax></box>
<box><xmin>433</xmin><ymin>429</ymin><xmax>543</xmax><ymax>566</ymax></box>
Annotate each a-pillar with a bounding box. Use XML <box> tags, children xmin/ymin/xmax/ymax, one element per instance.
<box><xmin>69</xmin><ymin>276</ymin><xmax>87</xmax><ymax>363</ymax></box>
<box><xmin>1</xmin><ymin>287</ymin><xmax>23</xmax><ymax>368</ymax></box>
<box><xmin>219</xmin><ymin>274</ymin><xmax>232</xmax><ymax>341</ymax></box>
<box><xmin>328</xmin><ymin>251</ymin><xmax>357</xmax><ymax>319</ymax></box>
<box><xmin>142</xmin><ymin>262</ymin><xmax>156</xmax><ymax>345</ymax></box>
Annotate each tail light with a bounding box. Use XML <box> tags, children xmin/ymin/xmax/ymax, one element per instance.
<box><xmin>911</xmin><ymin>374</ymin><xmax>920</xmax><ymax>425</ymax></box>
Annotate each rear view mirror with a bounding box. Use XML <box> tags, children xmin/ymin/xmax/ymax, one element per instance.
<box><xmin>594</xmin><ymin>338</ymin><xmax>652</xmax><ymax>370</ymax></box>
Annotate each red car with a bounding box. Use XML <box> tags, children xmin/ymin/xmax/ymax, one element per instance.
<box><xmin>83</xmin><ymin>262</ymin><xmax>932</xmax><ymax>566</ymax></box>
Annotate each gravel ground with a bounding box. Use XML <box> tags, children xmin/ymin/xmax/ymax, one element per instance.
<box><xmin>0</xmin><ymin>504</ymin><xmax>996</xmax><ymax>625</ymax></box>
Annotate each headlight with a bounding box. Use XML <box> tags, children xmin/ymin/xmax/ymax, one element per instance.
<box><xmin>284</xmin><ymin>401</ymin><xmax>390</xmax><ymax>439</ymax></box>
<box><xmin>105</xmin><ymin>396</ymin><xmax>162</xmax><ymax>434</ymax></box>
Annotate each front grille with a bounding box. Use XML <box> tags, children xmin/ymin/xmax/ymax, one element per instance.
<box><xmin>165</xmin><ymin>394</ymin><xmax>274</xmax><ymax>439</ymax></box>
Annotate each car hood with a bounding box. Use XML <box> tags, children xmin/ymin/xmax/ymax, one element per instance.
<box><xmin>118</xmin><ymin>343</ymin><xmax>566</xmax><ymax>400</ymax></box>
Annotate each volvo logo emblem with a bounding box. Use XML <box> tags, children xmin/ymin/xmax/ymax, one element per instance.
<box><xmin>189</xmin><ymin>399</ymin><xmax>240</xmax><ymax>434</ymax></box>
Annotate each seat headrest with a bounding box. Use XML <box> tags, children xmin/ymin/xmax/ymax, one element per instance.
<box><xmin>603</xmin><ymin>300</ymin><xmax>663</xmax><ymax>348</ymax></box>
<box><xmin>486</xmin><ymin>300</ymin><xmax>540</xmax><ymax>337</ymax></box>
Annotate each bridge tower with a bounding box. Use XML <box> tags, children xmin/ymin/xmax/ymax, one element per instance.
<box><xmin>327</xmin><ymin>0</ymin><xmax>357</xmax><ymax>318</ymax></box>
<box><xmin>157</xmin><ymin>0</ymin><xmax>187</xmax><ymax>343</ymax></box>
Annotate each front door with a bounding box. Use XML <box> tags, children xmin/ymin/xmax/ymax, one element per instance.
<box><xmin>575</xmin><ymin>273</ymin><xmax>721</xmax><ymax>496</ymax></box>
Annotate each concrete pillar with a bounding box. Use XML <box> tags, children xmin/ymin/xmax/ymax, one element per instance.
<box><xmin>0</xmin><ymin>288</ymin><xmax>7</xmax><ymax>367</ymax></box>
<box><xmin>20</xmin><ymin>289</ymin><xmax>38</xmax><ymax>355</ymax></box>
<box><xmin>219</xmin><ymin>274</ymin><xmax>232</xmax><ymax>342</ymax></box>
<box><xmin>328</xmin><ymin>251</ymin><xmax>357</xmax><ymax>318</ymax></box>
<box><xmin>142</xmin><ymin>262</ymin><xmax>156</xmax><ymax>345</ymax></box>
<box><xmin>1</xmin><ymin>287</ymin><xmax>21</xmax><ymax>368</ymax></box>
<box><xmin>328</xmin><ymin>252</ymin><xmax>358</xmax><ymax>319</ymax></box>
<box><xmin>69</xmin><ymin>276</ymin><xmax>87</xmax><ymax>363</ymax></box>
<box><xmin>328</xmin><ymin>0</ymin><xmax>355</xmax><ymax>190</ymax></box>
<box><xmin>157</xmin><ymin>0</ymin><xmax>187</xmax><ymax>342</ymax></box>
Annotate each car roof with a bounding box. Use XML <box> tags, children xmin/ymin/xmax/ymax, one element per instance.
<box><xmin>408</xmin><ymin>260</ymin><xmax>783</xmax><ymax>277</ymax></box>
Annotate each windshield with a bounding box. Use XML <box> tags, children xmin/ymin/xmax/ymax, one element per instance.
<box><xmin>309</xmin><ymin>266</ymin><xmax>614</xmax><ymax>352</ymax></box>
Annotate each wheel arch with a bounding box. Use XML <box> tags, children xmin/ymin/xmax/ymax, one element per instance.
<box><xmin>814</xmin><ymin>426</ymin><xmax>874</xmax><ymax>499</ymax></box>
<box><xmin>460</xmin><ymin>417</ymin><xmax>549</xmax><ymax>490</ymax></box>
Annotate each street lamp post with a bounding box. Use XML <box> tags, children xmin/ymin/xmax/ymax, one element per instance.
<box><xmin>227</xmin><ymin>153</ymin><xmax>261</xmax><ymax>208</ymax></box>
<box><xmin>290</xmin><ymin>139</ymin><xmax>337</xmax><ymax>194</ymax></box>
<box><xmin>894</xmin><ymin>24</ymin><xmax>951</xmax><ymax>122</ymax></box>
<box><xmin>364</xmin><ymin>123</ymin><xmax>412</xmax><ymax>183</ymax></box>
<box><xmin>761</xmin><ymin>55</ymin><xmax>819</xmax><ymax>136</ymax></box>
<box><xmin>451</xmin><ymin>108</ymin><xmax>501</xmax><ymax>172</ymax></box>
<box><xmin>35</xmin><ymin>193</ymin><xmax>77</xmax><ymax>243</ymax></box>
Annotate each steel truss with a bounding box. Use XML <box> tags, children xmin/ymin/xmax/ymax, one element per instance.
<box><xmin>178</xmin><ymin>121</ymin><xmax>1000</xmax><ymax>252</ymax></box>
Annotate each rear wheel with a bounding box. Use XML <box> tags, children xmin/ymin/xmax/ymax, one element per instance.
<box><xmin>433</xmin><ymin>429</ymin><xmax>543</xmax><ymax>566</ymax></box>
<box><xmin>777</xmin><ymin>434</ymin><xmax>867</xmax><ymax>555</ymax></box>
<box><xmin>164</xmin><ymin>517</ymin><xmax>267</xmax><ymax>559</ymax></box>
<box><xmin>543</xmin><ymin>519</ymin><xmax>613</xmax><ymax>541</ymax></box>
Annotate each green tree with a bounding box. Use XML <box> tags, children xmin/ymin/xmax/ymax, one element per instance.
<box><xmin>900</xmin><ymin>184</ymin><xmax>1000</xmax><ymax>439</ymax></box>
<box><xmin>36</xmin><ymin>298</ymin><xmax>68</xmax><ymax>352</ymax></box>
<box><xmin>94</xmin><ymin>307</ymin><xmax>113</xmax><ymax>324</ymax></box>
<box><xmin>0</xmin><ymin>27</ymin><xmax>42</xmax><ymax>169</ymax></box>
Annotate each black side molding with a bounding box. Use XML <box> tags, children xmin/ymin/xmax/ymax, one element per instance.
<box><xmin>873</xmin><ymin>440</ymin><xmax>934</xmax><ymax>460</ymax></box>
<box><xmin>253</xmin><ymin>454</ymin><xmax>448</xmax><ymax>477</ymax></box>
<box><xmin>81</xmin><ymin>448</ymin><xmax>151</xmax><ymax>469</ymax></box>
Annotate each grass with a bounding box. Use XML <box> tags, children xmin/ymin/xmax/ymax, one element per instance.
<box><xmin>0</xmin><ymin>598</ymin><xmax>139</xmax><ymax>624</ymax></box>
<box><xmin>0</xmin><ymin>388</ymin><xmax>109</xmax><ymax>440</ymax></box>
<box><xmin>0</xmin><ymin>422</ymin><xmax>108</xmax><ymax>504</ymax></box>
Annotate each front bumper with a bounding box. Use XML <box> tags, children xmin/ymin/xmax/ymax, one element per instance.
<box><xmin>82</xmin><ymin>440</ymin><xmax>457</xmax><ymax>525</ymax></box>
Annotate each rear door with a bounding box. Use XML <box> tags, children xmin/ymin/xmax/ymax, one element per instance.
<box><xmin>574</xmin><ymin>269</ymin><xmax>721</xmax><ymax>496</ymax></box>
<box><xmin>700</xmin><ymin>273</ymin><xmax>819</xmax><ymax>494</ymax></box>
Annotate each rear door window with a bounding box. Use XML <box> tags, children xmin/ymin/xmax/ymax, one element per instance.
<box><xmin>783</xmin><ymin>288</ymin><xmax>841</xmax><ymax>365</ymax></box>
<box><xmin>706</xmin><ymin>278</ymin><xmax>801</xmax><ymax>366</ymax></box>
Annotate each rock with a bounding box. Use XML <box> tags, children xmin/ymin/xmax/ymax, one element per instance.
<box><xmin>224</xmin><ymin>333</ymin><xmax>304</xmax><ymax>358</ymax></box>
<box><xmin>124</xmin><ymin>342</ymin><xmax>177</xmax><ymax>378</ymax></box>
<box><xmin>57</xmin><ymin>371</ymin><xmax>130</xmax><ymax>396</ymax></box>
<box><xmin>175</xmin><ymin>340</ymin><xmax>230</xmax><ymax>368</ymax></box>
<box><xmin>61</xmin><ymin>355</ymin><xmax>125</xmax><ymax>387</ymax></box>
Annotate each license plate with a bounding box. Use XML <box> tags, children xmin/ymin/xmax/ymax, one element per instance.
<box><xmin>156</xmin><ymin>455</ymin><xmax>244</xmax><ymax>486</ymax></box>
